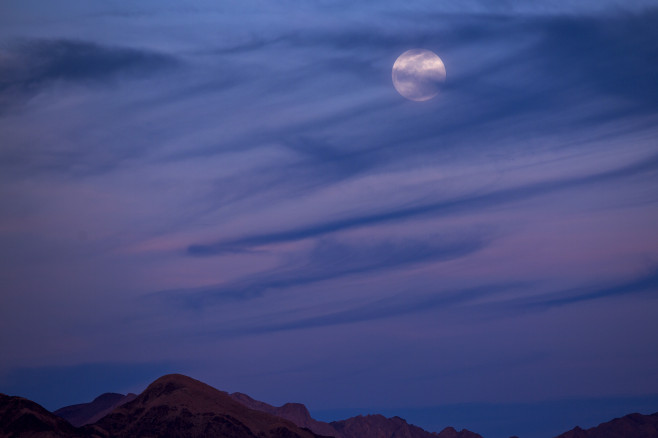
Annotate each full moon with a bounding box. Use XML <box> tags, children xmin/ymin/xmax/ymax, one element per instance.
<box><xmin>392</xmin><ymin>49</ymin><xmax>446</xmax><ymax>102</ymax></box>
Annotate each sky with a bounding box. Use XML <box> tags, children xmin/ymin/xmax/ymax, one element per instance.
<box><xmin>1</xmin><ymin>1</ymin><xmax>658</xmax><ymax>437</ymax></box>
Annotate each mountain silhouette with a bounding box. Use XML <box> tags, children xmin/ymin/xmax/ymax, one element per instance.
<box><xmin>432</xmin><ymin>426</ymin><xmax>484</xmax><ymax>438</ymax></box>
<box><xmin>331</xmin><ymin>414</ymin><xmax>482</xmax><ymax>438</ymax></box>
<box><xmin>0</xmin><ymin>393</ymin><xmax>90</xmax><ymax>438</ymax></box>
<box><xmin>230</xmin><ymin>391</ymin><xmax>481</xmax><ymax>438</ymax></box>
<box><xmin>54</xmin><ymin>392</ymin><xmax>136</xmax><ymax>427</ymax></box>
<box><xmin>93</xmin><ymin>373</ymin><xmax>325</xmax><ymax>438</ymax></box>
<box><xmin>2</xmin><ymin>373</ymin><xmax>657</xmax><ymax>438</ymax></box>
<box><xmin>230</xmin><ymin>391</ymin><xmax>338</xmax><ymax>436</ymax></box>
<box><xmin>554</xmin><ymin>411</ymin><xmax>658</xmax><ymax>438</ymax></box>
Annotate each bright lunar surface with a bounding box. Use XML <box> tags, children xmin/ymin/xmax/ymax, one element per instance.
<box><xmin>392</xmin><ymin>49</ymin><xmax>446</xmax><ymax>101</ymax></box>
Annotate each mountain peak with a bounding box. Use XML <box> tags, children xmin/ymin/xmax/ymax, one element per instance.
<box><xmin>331</xmin><ymin>412</ymin><xmax>436</xmax><ymax>438</ymax></box>
<box><xmin>554</xmin><ymin>411</ymin><xmax>658</xmax><ymax>438</ymax></box>
<box><xmin>91</xmin><ymin>392</ymin><xmax>124</xmax><ymax>403</ymax></box>
<box><xmin>229</xmin><ymin>391</ymin><xmax>338</xmax><ymax>437</ymax></box>
<box><xmin>9</xmin><ymin>373</ymin><xmax>656</xmax><ymax>438</ymax></box>
<box><xmin>54</xmin><ymin>391</ymin><xmax>136</xmax><ymax>427</ymax></box>
<box><xmin>280</xmin><ymin>402</ymin><xmax>312</xmax><ymax>417</ymax></box>
<box><xmin>1</xmin><ymin>393</ymin><xmax>84</xmax><ymax>437</ymax></box>
<box><xmin>136</xmin><ymin>373</ymin><xmax>232</xmax><ymax>407</ymax></box>
<box><xmin>434</xmin><ymin>426</ymin><xmax>484</xmax><ymax>438</ymax></box>
<box><xmin>94</xmin><ymin>374</ymin><xmax>320</xmax><ymax>438</ymax></box>
<box><xmin>145</xmin><ymin>373</ymin><xmax>212</xmax><ymax>392</ymax></box>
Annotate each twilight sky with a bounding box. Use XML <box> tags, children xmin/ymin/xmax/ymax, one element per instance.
<box><xmin>1</xmin><ymin>1</ymin><xmax>658</xmax><ymax>437</ymax></box>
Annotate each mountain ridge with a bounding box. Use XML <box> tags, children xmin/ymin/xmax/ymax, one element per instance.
<box><xmin>230</xmin><ymin>390</ymin><xmax>481</xmax><ymax>438</ymax></box>
<box><xmin>2</xmin><ymin>373</ymin><xmax>657</xmax><ymax>438</ymax></box>
<box><xmin>0</xmin><ymin>393</ymin><xmax>92</xmax><ymax>438</ymax></box>
<box><xmin>93</xmin><ymin>373</ymin><xmax>325</xmax><ymax>438</ymax></box>
<box><xmin>54</xmin><ymin>392</ymin><xmax>136</xmax><ymax>427</ymax></box>
<box><xmin>553</xmin><ymin>411</ymin><xmax>658</xmax><ymax>438</ymax></box>
<box><xmin>230</xmin><ymin>391</ymin><xmax>339</xmax><ymax>437</ymax></box>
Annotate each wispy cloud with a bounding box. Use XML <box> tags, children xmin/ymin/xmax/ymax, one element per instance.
<box><xmin>188</xmin><ymin>153</ymin><xmax>658</xmax><ymax>255</ymax></box>
<box><xmin>160</xmin><ymin>232</ymin><xmax>490</xmax><ymax>307</ymax></box>
<box><xmin>0</xmin><ymin>38</ymin><xmax>177</xmax><ymax>112</ymax></box>
<box><xmin>203</xmin><ymin>268</ymin><xmax>658</xmax><ymax>336</ymax></box>
<box><xmin>1</xmin><ymin>38</ymin><xmax>177</xmax><ymax>89</ymax></box>
<box><xmin>223</xmin><ymin>283</ymin><xmax>524</xmax><ymax>336</ymax></box>
<box><xmin>519</xmin><ymin>267</ymin><xmax>658</xmax><ymax>309</ymax></box>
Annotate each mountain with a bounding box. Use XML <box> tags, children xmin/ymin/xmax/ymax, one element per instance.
<box><xmin>554</xmin><ymin>411</ymin><xmax>658</xmax><ymax>438</ymax></box>
<box><xmin>93</xmin><ymin>373</ymin><xmax>327</xmax><ymax>438</ymax></box>
<box><xmin>230</xmin><ymin>392</ymin><xmax>481</xmax><ymax>438</ymax></box>
<box><xmin>230</xmin><ymin>392</ymin><xmax>339</xmax><ymax>437</ymax></box>
<box><xmin>54</xmin><ymin>392</ymin><xmax>137</xmax><ymax>427</ymax></box>
<box><xmin>0</xmin><ymin>390</ymin><xmax>483</xmax><ymax>438</ymax></box>
<box><xmin>330</xmin><ymin>414</ymin><xmax>482</xmax><ymax>438</ymax></box>
<box><xmin>2</xmin><ymin>374</ymin><xmax>328</xmax><ymax>438</ymax></box>
<box><xmin>5</xmin><ymin>372</ymin><xmax>656</xmax><ymax>438</ymax></box>
<box><xmin>433</xmin><ymin>426</ymin><xmax>484</xmax><ymax>438</ymax></box>
<box><xmin>0</xmin><ymin>393</ymin><xmax>92</xmax><ymax>438</ymax></box>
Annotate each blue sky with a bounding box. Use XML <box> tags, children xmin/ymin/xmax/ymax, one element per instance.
<box><xmin>1</xmin><ymin>1</ymin><xmax>657</xmax><ymax>437</ymax></box>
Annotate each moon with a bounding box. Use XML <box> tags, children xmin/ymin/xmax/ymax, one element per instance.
<box><xmin>392</xmin><ymin>49</ymin><xmax>446</xmax><ymax>102</ymax></box>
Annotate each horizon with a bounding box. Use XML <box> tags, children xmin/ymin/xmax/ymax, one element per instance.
<box><xmin>1</xmin><ymin>1</ymin><xmax>658</xmax><ymax>438</ymax></box>
<box><xmin>5</xmin><ymin>370</ymin><xmax>658</xmax><ymax>438</ymax></box>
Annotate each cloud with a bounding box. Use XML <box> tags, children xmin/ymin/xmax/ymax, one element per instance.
<box><xmin>206</xmin><ymin>9</ymin><xmax>658</xmax><ymax>114</ymax></box>
<box><xmin>187</xmin><ymin>152</ymin><xmax>658</xmax><ymax>255</ymax></box>
<box><xmin>0</xmin><ymin>38</ymin><xmax>177</xmax><ymax>111</ymax></box>
<box><xmin>230</xmin><ymin>283</ymin><xmax>522</xmax><ymax>335</ymax></box>
<box><xmin>2</xmin><ymin>10</ymin><xmax>655</xmax><ymax>185</ymax></box>
<box><xmin>530</xmin><ymin>10</ymin><xmax>658</xmax><ymax>111</ymax></box>
<box><xmin>161</xmin><ymin>233</ymin><xmax>490</xmax><ymax>307</ymax></box>
<box><xmin>204</xmin><ymin>267</ymin><xmax>658</xmax><ymax>336</ymax></box>
<box><xmin>154</xmin><ymin>9</ymin><xmax>658</xmax><ymax>220</ymax></box>
<box><xmin>521</xmin><ymin>267</ymin><xmax>658</xmax><ymax>309</ymax></box>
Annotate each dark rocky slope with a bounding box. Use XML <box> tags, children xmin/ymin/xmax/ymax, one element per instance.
<box><xmin>230</xmin><ymin>392</ymin><xmax>482</xmax><ymax>438</ymax></box>
<box><xmin>0</xmin><ymin>393</ymin><xmax>95</xmax><ymax>438</ymax></box>
<box><xmin>554</xmin><ymin>411</ymin><xmax>658</xmax><ymax>438</ymax></box>
<box><xmin>94</xmin><ymin>373</ymin><xmax>326</xmax><ymax>438</ymax></box>
<box><xmin>54</xmin><ymin>392</ymin><xmax>136</xmax><ymax>427</ymax></box>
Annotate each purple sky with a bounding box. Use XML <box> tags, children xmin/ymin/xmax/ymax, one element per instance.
<box><xmin>1</xmin><ymin>1</ymin><xmax>658</xmax><ymax>437</ymax></box>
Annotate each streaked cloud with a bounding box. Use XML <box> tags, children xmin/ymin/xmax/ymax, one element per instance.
<box><xmin>160</xmin><ymin>232</ymin><xmax>491</xmax><ymax>307</ymax></box>
<box><xmin>0</xmin><ymin>38</ymin><xmax>177</xmax><ymax>113</ymax></box>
